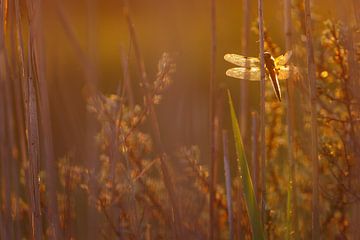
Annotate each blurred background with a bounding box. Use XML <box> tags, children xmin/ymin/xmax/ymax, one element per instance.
<box><xmin>41</xmin><ymin>0</ymin><xmax>345</xmax><ymax>163</ymax></box>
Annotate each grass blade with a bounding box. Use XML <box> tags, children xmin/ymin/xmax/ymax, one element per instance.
<box><xmin>228</xmin><ymin>90</ymin><xmax>265</xmax><ymax>240</ymax></box>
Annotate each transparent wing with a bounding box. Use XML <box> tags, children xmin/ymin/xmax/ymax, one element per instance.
<box><xmin>226</xmin><ymin>67</ymin><xmax>268</xmax><ymax>81</ymax></box>
<box><xmin>277</xmin><ymin>65</ymin><xmax>290</xmax><ymax>80</ymax></box>
<box><xmin>275</xmin><ymin>51</ymin><xmax>292</xmax><ymax>66</ymax></box>
<box><xmin>224</xmin><ymin>54</ymin><xmax>260</xmax><ymax>67</ymax></box>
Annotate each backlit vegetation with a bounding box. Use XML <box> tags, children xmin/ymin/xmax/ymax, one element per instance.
<box><xmin>0</xmin><ymin>0</ymin><xmax>359</xmax><ymax>239</ymax></box>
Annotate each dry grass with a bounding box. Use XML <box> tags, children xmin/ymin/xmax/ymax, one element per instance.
<box><xmin>0</xmin><ymin>0</ymin><xmax>359</xmax><ymax>239</ymax></box>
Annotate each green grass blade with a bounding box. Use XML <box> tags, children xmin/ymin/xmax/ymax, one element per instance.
<box><xmin>227</xmin><ymin>90</ymin><xmax>265</xmax><ymax>240</ymax></box>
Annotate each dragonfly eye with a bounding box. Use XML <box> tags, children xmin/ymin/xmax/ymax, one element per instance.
<box><xmin>264</xmin><ymin>52</ymin><xmax>272</xmax><ymax>58</ymax></box>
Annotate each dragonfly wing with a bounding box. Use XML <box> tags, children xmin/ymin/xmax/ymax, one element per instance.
<box><xmin>224</xmin><ymin>54</ymin><xmax>260</xmax><ymax>67</ymax></box>
<box><xmin>225</xmin><ymin>67</ymin><xmax>262</xmax><ymax>81</ymax></box>
<box><xmin>277</xmin><ymin>65</ymin><xmax>290</xmax><ymax>80</ymax></box>
<box><xmin>275</xmin><ymin>51</ymin><xmax>292</xmax><ymax>66</ymax></box>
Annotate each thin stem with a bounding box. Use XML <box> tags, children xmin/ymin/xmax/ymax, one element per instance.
<box><xmin>304</xmin><ymin>0</ymin><xmax>320</xmax><ymax>238</ymax></box>
<box><xmin>0</xmin><ymin>1</ymin><xmax>14</xmax><ymax>238</ymax></box>
<box><xmin>240</xmin><ymin>0</ymin><xmax>251</xmax><ymax>137</ymax></box>
<box><xmin>31</xmin><ymin>1</ymin><xmax>62</xmax><ymax>238</ymax></box>
<box><xmin>251</xmin><ymin>111</ymin><xmax>260</xmax><ymax>201</ymax></box>
<box><xmin>284</xmin><ymin>0</ymin><xmax>298</xmax><ymax>238</ymax></box>
<box><xmin>209</xmin><ymin>0</ymin><xmax>217</xmax><ymax>238</ymax></box>
<box><xmin>27</xmin><ymin>42</ymin><xmax>43</xmax><ymax>240</ymax></box>
<box><xmin>23</xmin><ymin>1</ymin><xmax>44</xmax><ymax>237</ymax></box>
<box><xmin>258</xmin><ymin>0</ymin><xmax>267</xmax><ymax>227</ymax></box>
<box><xmin>222</xmin><ymin>130</ymin><xmax>234</xmax><ymax>240</ymax></box>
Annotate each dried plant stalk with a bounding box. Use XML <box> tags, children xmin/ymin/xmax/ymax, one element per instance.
<box><xmin>284</xmin><ymin>0</ymin><xmax>298</xmax><ymax>238</ymax></box>
<box><xmin>27</xmin><ymin>46</ymin><xmax>43</xmax><ymax>240</ymax></box>
<box><xmin>258</xmin><ymin>0</ymin><xmax>267</xmax><ymax>224</ymax></box>
<box><xmin>0</xmin><ymin>2</ymin><xmax>13</xmax><ymax>238</ymax></box>
<box><xmin>32</xmin><ymin>7</ymin><xmax>63</xmax><ymax>240</ymax></box>
<box><xmin>304</xmin><ymin>0</ymin><xmax>320</xmax><ymax>238</ymax></box>
<box><xmin>222</xmin><ymin>130</ymin><xmax>234</xmax><ymax>240</ymax></box>
<box><xmin>240</xmin><ymin>0</ymin><xmax>251</xmax><ymax>136</ymax></box>
<box><xmin>209</xmin><ymin>0</ymin><xmax>218</xmax><ymax>238</ymax></box>
<box><xmin>251</xmin><ymin>112</ymin><xmax>259</xmax><ymax>200</ymax></box>
<box><xmin>0</xmin><ymin>82</ymin><xmax>12</xmax><ymax>240</ymax></box>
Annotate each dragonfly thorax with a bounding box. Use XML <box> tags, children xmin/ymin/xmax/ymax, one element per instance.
<box><xmin>264</xmin><ymin>52</ymin><xmax>275</xmax><ymax>70</ymax></box>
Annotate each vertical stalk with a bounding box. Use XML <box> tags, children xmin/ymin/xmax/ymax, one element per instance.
<box><xmin>240</xmin><ymin>0</ymin><xmax>251</xmax><ymax>136</ymax></box>
<box><xmin>258</xmin><ymin>0</ymin><xmax>267</xmax><ymax>226</ymax></box>
<box><xmin>8</xmin><ymin>1</ymin><xmax>23</xmax><ymax>238</ymax></box>
<box><xmin>4</xmin><ymin>58</ymin><xmax>17</xmax><ymax>240</ymax></box>
<box><xmin>0</xmin><ymin>81</ymin><xmax>11</xmax><ymax>240</ymax></box>
<box><xmin>209</xmin><ymin>0</ymin><xmax>217</xmax><ymax>239</ymax></box>
<box><xmin>304</xmin><ymin>0</ymin><xmax>319</xmax><ymax>239</ymax></box>
<box><xmin>222</xmin><ymin>130</ymin><xmax>234</xmax><ymax>240</ymax></box>
<box><xmin>251</xmin><ymin>111</ymin><xmax>259</xmax><ymax>200</ymax></box>
<box><xmin>0</xmin><ymin>2</ymin><xmax>13</xmax><ymax>238</ymax></box>
<box><xmin>17</xmin><ymin>0</ymin><xmax>43</xmax><ymax>238</ymax></box>
<box><xmin>29</xmin><ymin>0</ymin><xmax>62</xmax><ymax>238</ymax></box>
<box><xmin>27</xmin><ymin>39</ymin><xmax>43</xmax><ymax>239</ymax></box>
<box><xmin>14</xmin><ymin>1</ymin><xmax>30</xmax><ymax>238</ymax></box>
<box><xmin>284</xmin><ymin>0</ymin><xmax>298</xmax><ymax>238</ymax></box>
<box><xmin>85</xmin><ymin>0</ymin><xmax>100</xmax><ymax>239</ymax></box>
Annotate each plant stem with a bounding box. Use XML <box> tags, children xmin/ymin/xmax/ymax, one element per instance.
<box><xmin>240</xmin><ymin>0</ymin><xmax>251</xmax><ymax>137</ymax></box>
<box><xmin>251</xmin><ymin>112</ymin><xmax>260</xmax><ymax>201</ymax></box>
<box><xmin>222</xmin><ymin>130</ymin><xmax>234</xmax><ymax>240</ymax></box>
<box><xmin>209</xmin><ymin>0</ymin><xmax>217</xmax><ymax>239</ymax></box>
<box><xmin>304</xmin><ymin>0</ymin><xmax>320</xmax><ymax>238</ymax></box>
<box><xmin>31</xmin><ymin>1</ymin><xmax>63</xmax><ymax>238</ymax></box>
<box><xmin>284</xmin><ymin>0</ymin><xmax>298</xmax><ymax>238</ymax></box>
<box><xmin>258</xmin><ymin>0</ymin><xmax>267</xmax><ymax>227</ymax></box>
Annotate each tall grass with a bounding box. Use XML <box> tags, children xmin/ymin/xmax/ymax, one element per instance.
<box><xmin>0</xmin><ymin>0</ymin><xmax>359</xmax><ymax>239</ymax></box>
<box><xmin>228</xmin><ymin>90</ymin><xmax>265</xmax><ymax>240</ymax></box>
<box><xmin>222</xmin><ymin>130</ymin><xmax>234</xmax><ymax>240</ymax></box>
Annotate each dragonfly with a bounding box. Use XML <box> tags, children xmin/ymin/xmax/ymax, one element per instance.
<box><xmin>224</xmin><ymin>51</ymin><xmax>292</xmax><ymax>101</ymax></box>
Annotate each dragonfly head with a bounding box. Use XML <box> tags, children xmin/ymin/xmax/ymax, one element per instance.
<box><xmin>264</xmin><ymin>52</ymin><xmax>272</xmax><ymax>60</ymax></box>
